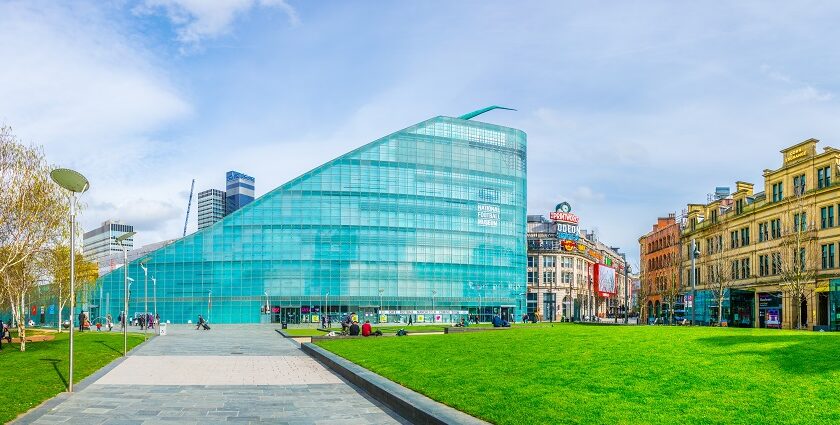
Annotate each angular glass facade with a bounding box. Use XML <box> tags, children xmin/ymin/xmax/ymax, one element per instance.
<box><xmin>94</xmin><ymin>115</ymin><xmax>527</xmax><ymax>324</ymax></box>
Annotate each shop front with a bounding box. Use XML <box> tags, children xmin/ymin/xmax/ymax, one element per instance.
<box><xmin>831</xmin><ymin>280</ymin><xmax>840</xmax><ymax>331</ymax></box>
<box><xmin>758</xmin><ymin>292</ymin><xmax>783</xmax><ymax>329</ymax></box>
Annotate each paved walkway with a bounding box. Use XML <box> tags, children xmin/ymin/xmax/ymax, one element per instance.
<box><xmin>25</xmin><ymin>325</ymin><xmax>406</xmax><ymax>425</ymax></box>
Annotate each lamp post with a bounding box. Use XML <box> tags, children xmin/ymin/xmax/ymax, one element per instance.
<box><xmin>378</xmin><ymin>288</ymin><xmax>384</xmax><ymax>323</ymax></box>
<box><xmin>208</xmin><ymin>290</ymin><xmax>212</xmax><ymax>323</ymax></box>
<box><xmin>139</xmin><ymin>258</ymin><xmax>150</xmax><ymax>341</ymax></box>
<box><xmin>49</xmin><ymin>168</ymin><xmax>89</xmax><ymax>393</ymax></box>
<box><xmin>115</xmin><ymin>231</ymin><xmax>136</xmax><ymax>357</ymax></box>
<box><xmin>325</xmin><ymin>291</ymin><xmax>329</xmax><ymax>326</ymax></box>
<box><xmin>151</xmin><ymin>276</ymin><xmax>157</xmax><ymax>333</ymax></box>
<box><xmin>432</xmin><ymin>290</ymin><xmax>437</xmax><ymax>321</ymax></box>
<box><xmin>690</xmin><ymin>238</ymin><xmax>699</xmax><ymax>325</ymax></box>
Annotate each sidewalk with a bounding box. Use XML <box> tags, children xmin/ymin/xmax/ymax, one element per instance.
<box><xmin>18</xmin><ymin>325</ymin><xmax>406</xmax><ymax>424</ymax></box>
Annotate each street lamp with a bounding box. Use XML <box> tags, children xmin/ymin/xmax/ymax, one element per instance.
<box><xmin>151</xmin><ymin>276</ymin><xmax>157</xmax><ymax>333</ymax></box>
<box><xmin>378</xmin><ymin>288</ymin><xmax>384</xmax><ymax>323</ymax></box>
<box><xmin>49</xmin><ymin>168</ymin><xmax>89</xmax><ymax>393</ymax></box>
<box><xmin>690</xmin><ymin>238</ymin><xmax>700</xmax><ymax>325</ymax></box>
<box><xmin>431</xmin><ymin>290</ymin><xmax>437</xmax><ymax>321</ymax></box>
<box><xmin>115</xmin><ymin>231</ymin><xmax>136</xmax><ymax>357</ymax></box>
<box><xmin>325</xmin><ymin>291</ymin><xmax>329</xmax><ymax>326</ymax></box>
<box><xmin>208</xmin><ymin>290</ymin><xmax>212</xmax><ymax>323</ymax></box>
<box><xmin>139</xmin><ymin>257</ymin><xmax>150</xmax><ymax>341</ymax></box>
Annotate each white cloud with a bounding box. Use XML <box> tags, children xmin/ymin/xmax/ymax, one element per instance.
<box><xmin>135</xmin><ymin>0</ymin><xmax>299</xmax><ymax>46</ymax></box>
<box><xmin>0</xmin><ymin>1</ymin><xmax>193</xmax><ymax>247</ymax></box>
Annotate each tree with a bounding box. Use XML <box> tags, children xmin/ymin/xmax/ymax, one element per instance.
<box><xmin>776</xmin><ymin>191</ymin><xmax>817</xmax><ymax>330</ymax></box>
<box><xmin>705</xmin><ymin>219</ymin><xmax>735</xmax><ymax>325</ymax></box>
<box><xmin>0</xmin><ymin>126</ymin><xmax>69</xmax><ymax>351</ymax></box>
<box><xmin>47</xmin><ymin>246</ymin><xmax>99</xmax><ymax>332</ymax></box>
<box><xmin>662</xmin><ymin>248</ymin><xmax>684</xmax><ymax>324</ymax></box>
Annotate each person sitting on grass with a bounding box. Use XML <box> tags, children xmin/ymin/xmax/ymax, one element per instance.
<box><xmin>362</xmin><ymin>320</ymin><xmax>372</xmax><ymax>337</ymax></box>
<box><xmin>349</xmin><ymin>321</ymin><xmax>361</xmax><ymax>336</ymax></box>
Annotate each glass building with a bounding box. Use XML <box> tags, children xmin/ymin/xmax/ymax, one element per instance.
<box><xmin>93</xmin><ymin>111</ymin><xmax>527</xmax><ymax>324</ymax></box>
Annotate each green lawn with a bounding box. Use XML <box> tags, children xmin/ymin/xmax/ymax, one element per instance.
<box><xmin>0</xmin><ymin>330</ymin><xmax>145</xmax><ymax>423</ymax></box>
<box><xmin>316</xmin><ymin>324</ymin><xmax>840</xmax><ymax>424</ymax></box>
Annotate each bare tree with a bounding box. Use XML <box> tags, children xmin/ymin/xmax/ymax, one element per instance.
<box><xmin>705</xmin><ymin>219</ymin><xmax>735</xmax><ymax>325</ymax></box>
<box><xmin>662</xmin><ymin>249</ymin><xmax>684</xmax><ymax>324</ymax></box>
<box><xmin>0</xmin><ymin>126</ymin><xmax>69</xmax><ymax>350</ymax></box>
<box><xmin>776</xmin><ymin>191</ymin><xmax>817</xmax><ymax>330</ymax></box>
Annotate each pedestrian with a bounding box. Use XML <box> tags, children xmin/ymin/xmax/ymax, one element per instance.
<box><xmin>78</xmin><ymin>311</ymin><xmax>85</xmax><ymax>332</ymax></box>
<box><xmin>408</xmin><ymin>315</ymin><xmax>413</xmax><ymax>326</ymax></box>
<box><xmin>106</xmin><ymin>314</ymin><xmax>113</xmax><ymax>331</ymax></box>
<box><xmin>148</xmin><ymin>313</ymin><xmax>154</xmax><ymax>329</ymax></box>
<box><xmin>155</xmin><ymin>313</ymin><xmax>160</xmax><ymax>327</ymax></box>
<box><xmin>321</xmin><ymin>315</ymin><xmax>326</xmax><ymax>329</ymax></box>
<box><xmin>362</xmin><ymin>320</ymin><xmax>372</xmax><ymax>337</ymax></box>
<box><xmin>196</xmin><ymin>315</ymin><xmax>207</xmax><ymax>330</ymax></box>
<box><xmin>0</xmin><ymin>319</ymin><xmax>4</xmax><ymax>350</ymax></box>
<box><xmin>96</xmin><ymin>321</ymin><xmax>102</xmax><ymax>331</ymax></box>
<box><xmin>327</xmin><ymin>315</ymin><xmax>332</xmax><ymax>329</ymax></box>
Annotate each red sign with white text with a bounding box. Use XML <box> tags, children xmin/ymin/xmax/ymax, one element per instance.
<box><xmin>549</xmin><ymin>211</ymin><xmax>579</xmax><ymax>224</ymax></box>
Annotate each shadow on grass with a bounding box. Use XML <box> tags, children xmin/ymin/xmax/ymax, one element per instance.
<box><xmin>698</xmin><ymin>334</ymin><xmax>840</xmax><ymax>375</ymax></box>
<box><xmin>39</xmin><ymin>358</ymin><xmax>67</xmax><ymax>388</ymax></box>
<box><xmin>95</xmin><ymin>340</ymin><xmax>122</xmax><ymax>356</ymax></box>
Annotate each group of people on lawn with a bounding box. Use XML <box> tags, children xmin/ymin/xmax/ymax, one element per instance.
<box><xmin>338</xmin><ymin>312</ymin><xmax>379</xmax><ymax>337</ymax></box>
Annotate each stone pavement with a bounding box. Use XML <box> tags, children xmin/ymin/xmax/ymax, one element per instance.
<box><xmin>23</xmin><ymin>325</ymin><xmax>407</xmax><ymax>425</ymax></box>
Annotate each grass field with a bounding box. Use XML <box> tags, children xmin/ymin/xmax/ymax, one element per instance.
<box><xmin>316</xmin><ymin>324</ymin><xmax>840</xmax><ymax>424</ymax></box>
<box><xmin>0</xmin><ymin>330</ymin><xmax>145</xmax><ymax>423</ymax></box>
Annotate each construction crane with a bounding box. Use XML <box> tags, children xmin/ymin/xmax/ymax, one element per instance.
<box><xmin>183</xmin><ymin>179</ymin><xmax>195</xmax><ymax>237</ymax></box>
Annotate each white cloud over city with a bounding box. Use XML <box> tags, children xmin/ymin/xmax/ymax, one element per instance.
<box><xmin>3</xmin><ymin>0</ymin><xmax>840</xmax><ymax>261</ymax></box>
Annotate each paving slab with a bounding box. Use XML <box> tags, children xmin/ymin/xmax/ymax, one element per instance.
<box><xmin>18</xmin><ymin>325</ymin><xmax>406</xmax><ymax>425</ymax></box>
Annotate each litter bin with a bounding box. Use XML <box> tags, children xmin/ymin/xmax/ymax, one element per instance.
<box><xmin>281</xmin><ymin>322</ymin><xmax>288</xmax><ymax>329</ymax></box>
<box><xmin>159</xmin><ymin>323</ymin><xmax>167</xmax><ymax>336</ymax></box>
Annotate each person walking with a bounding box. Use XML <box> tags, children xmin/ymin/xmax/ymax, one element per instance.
<box><xmin>408</xmin><ymin>315</ymin><xmax>413</xmax><ymax>326</ymax></box>
<box><xmin>326</xmin><ymin>315</ymin><xmax>332</xmax><ymax>329</ymax></box>
<box><xmin>321</xmin><ymin>315</ymin><xmax>326</xmax><ymax>329</ymax></box>
<box><xmin>106</xmin><ymin>314</ymin><xmax>113</xmax><ymax>331</ymax></box>
<box><xmin>78</xmin><ymin>311</ymin><xmax>85</xmax><ymax>332</ymax></box>
<box><xmin>196</xmin><ymin>315</ymin><xmax>207</xmax><ymax>330</ymax></box>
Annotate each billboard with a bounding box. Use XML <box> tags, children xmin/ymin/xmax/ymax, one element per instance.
<box><xmin>594</xmin><ymin>264</ymin><xmax>616</xmax><ymax>297</ymax></box>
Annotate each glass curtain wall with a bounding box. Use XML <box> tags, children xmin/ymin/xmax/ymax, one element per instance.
<box><xmin>93</xmin><ymin>116</ymin><xmax>527</xmax><ymax>324</ymax></box>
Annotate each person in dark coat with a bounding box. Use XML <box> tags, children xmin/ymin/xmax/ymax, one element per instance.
<box><xmin>79</xmin><ymin>312</ymin><xmax>85</xmax><ymax>332</ymax></box>
<box><xmin>349</xmin><ymin>321</ymin><xmax>361</xmax><ymax>336</ymax></box>
<box><xmin>196</xmin><ymin>315</ymin><xmax>206</xmax><ymax>330</ymax></box>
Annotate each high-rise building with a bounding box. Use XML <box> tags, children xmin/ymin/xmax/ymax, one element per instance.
<box><xmin>225</xmin><ymin>171</ymin><xmax>255</xmax><ymax>215</ymax></box>
<box><xmin>197</xmin><ymin>189</ymin><xmax>226</xmax><ymax>230</ymax></box>
<box><xmin>83</xmin><ymin>220</ymin><xmax>134</xmax><ymax>262</ymax></box>
<box><xmin>93</xmin><ymin>109</ymin><xmax>527</xmax><ymax>324</ymax></box>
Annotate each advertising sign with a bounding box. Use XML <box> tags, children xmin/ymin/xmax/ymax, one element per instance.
<box><xmin>593</xmin><ymin>264</ymin><xmax>617</xmax><ymax>297</ymax></box>
<box><xmin>685</xmin><ymin>295</ymin><xmax>694</xmax><ymax>308</ymax></box>
<box><xmin>477</xmin><ymin>204</ymin><xmax>500</xmax><ymax>227</ymax></box>
<box><xmin>416</xmin><ymin>315</ymin><xmax>425</xmax><ymax>323</ymax></box>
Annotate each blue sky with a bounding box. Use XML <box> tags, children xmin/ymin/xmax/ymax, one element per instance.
<box><xmin>3</xmin><ymin>1</ymin><xmax>840</xmax><ymax>264</ymax></box>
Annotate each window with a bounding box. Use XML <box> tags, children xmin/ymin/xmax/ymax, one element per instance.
<box><xmin>818</xmin><ymin>166</ymin><xmax>831</xmax><ymax>189</ymax></box>
<box><xmin>772</xmin><ymin>252</ymin><xmax>781</xmax><ymax>275</ymax></box>
<box><xmin>822</xmin><ymin>205</ymin><xmax>836</xmax><ymax>229</ymax></box>
<box><xmin>736</xmin><ymin>199</ymin><xmax>744</xmax><ymax>215</ymax></box>
<box><xmin>543</xmin><ymin>256</ymin><xmax>556</xmax><ymax>268</ymax></box>
<box><xmin>740</xmin><ymin>227</ymin><xmax>750</xmax><ymax>246</ymax></box>
<box><xmin>740</xmin><ymin>258</ymin><xmax>750</xmax><ymax>279</ymax></box>
<box><xmin>772</xmin><ymin>182</ymin><xmax>784</xmax><ymax>202</ymax></box>
<box><xmin>527</xmin><ymin>256</ymin><xmax>536</xmax><ymax>268</ymax></box>
<box><xmin>759</xmin><ymin>254</ymin><xmax>768</xmax><ymax>277</ymax></box>
<box><xmin>731</xmin><ymin>260</ymin><xmax>738</xmax><ymax>280</ymax></box>
<box><xmin>528</xmin><ymin>271</ymin><xmax>538</xmax><ymax>284</ymax></box>
<box><xmin>711</xmin><ymin>209</ymin><xmax>718</xmax><ymax>223</ymax></box>
<box><xmin>758</xmin><ymin>223</ymin><xmax>765</xmax><ymax>242</ymax></box>
<box><xmin>543</xmin><ymin>270</ymin><xmax>556</xmax><ymax>284</ymax></box>
<box><xmin>822</xmin><ymin>244</ymin><xmax>836</xmax><ymax>269</ymax></box>
<box><xmin>793</xmin><ymin>174</ymin><xmax>806</xmax><ymax>196</ymax></box>
<box><xmin>794</xmin><ymin>212</ymin><xmax>807</xmax><ymax>232</ymax></box>
<box><xmin>770</xmin><ymin>219</ymin><xmax>781</xmax><ymax>238</ymax></box>
<box><xmin>561</xmin><ymin>256</ymin><xmax>573</xmax><ymax>268</ymax></box>
<box><xmin>730</xmin><ymin>231</ymin><xmax>739</xmax><ymax>249</ymax></box>
<box><xmin>561</xmin><ymin>271</ymin><xmax>573</xmax><ymax>284</ymax></box>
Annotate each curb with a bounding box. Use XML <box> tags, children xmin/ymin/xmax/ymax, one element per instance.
<box><xmin>11</xmin><ymin>334</ymin><xmax>154</xmax><ymax>425</ymax></box>
<box><xmin>301</xmin><ymin>343</ymin><xmax>488</xmax><ymax>425</ymax></box>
